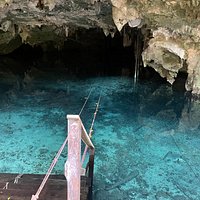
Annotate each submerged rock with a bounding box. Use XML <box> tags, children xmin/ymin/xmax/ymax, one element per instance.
<box><xmin>155</xmin><ymin>190</ymin><xmax>171</xmax><ymax>200</ymax></box>
<box><xmin>39</xmin><ymin>147</ymin><xmax>49</xmax><ymax>155</ymax></box>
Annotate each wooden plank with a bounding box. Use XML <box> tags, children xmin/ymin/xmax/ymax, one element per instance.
<box><xmin>0</xmin><ymin>174</ymin><xmax>89</xmax><ymax>200</ymax></box>
<box><xmin>0</xmin><ymin>174</ymin><xmax>88</xmax><ymax>183</ymax></box>
<box><xmin>80</xmin><ymin>119</ymin><xmax>94</xmax><ymax>149</ymax></box>
<box><xmin>0</xmin><ymin>173</ymin><xmax>66</xmax><ymax>181</ymax></box>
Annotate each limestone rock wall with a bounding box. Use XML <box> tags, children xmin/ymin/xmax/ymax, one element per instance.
<box><xmin>0</xmin><ymin>0</ymin><xmax>115</xmax><ymax>54</ymax></box>
<box><xmin>111</xmin><ymin>0</ymin><xmax>200</xmax><ymax>95</ymax></box>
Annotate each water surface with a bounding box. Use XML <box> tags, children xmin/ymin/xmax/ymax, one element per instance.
<box><xmin>0</xmin><ymin>67</ymin><xmax>200</xmax><ymax>200</ymax></box>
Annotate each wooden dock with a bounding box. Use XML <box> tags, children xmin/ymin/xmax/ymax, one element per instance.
<box><xmin>0</xmin><ymin>173</ymin><xmax>91</xmax><ymax>200</ymax></box>
<box><xmin>0</xmin><ymin>113</ymin><xmax>97</xmax><ymax>200</ymax></box>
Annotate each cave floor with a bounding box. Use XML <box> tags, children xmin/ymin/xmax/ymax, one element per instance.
<box><xmin>0</xmin><ymin>69</ymin><xmax>200</xmax><ymax>200</ymax></box>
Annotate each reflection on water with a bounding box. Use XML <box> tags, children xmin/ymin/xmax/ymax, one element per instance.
<box><xmin>0</xmin><ymin>63</ymin><xmax>200</xmax><ymax>200</ymax></box>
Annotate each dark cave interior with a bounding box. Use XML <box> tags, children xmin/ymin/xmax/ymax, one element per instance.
<box><xmin>0</xmin><ymin>28</ymin><xmax>187</xmax><ymax>92</ymax></box>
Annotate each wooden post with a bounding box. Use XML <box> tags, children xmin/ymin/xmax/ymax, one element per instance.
<box><xmin>65</xmin><ymin>115</ymin><xmax>81</xmax><ymax>200</ymax></box>
<box><xmin>88</xmin><ymin>148</ymin><xmax>95</xmax><ymax>200</ymax></box>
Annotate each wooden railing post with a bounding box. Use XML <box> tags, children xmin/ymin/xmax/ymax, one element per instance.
<box><xmin>88</xmin><ymin>148</ymin><xmax>95</xmax><ymax>200</ymax></box>
<box><xmin>65</xmin><ymin>115</ymin><xmax>81</xmax><ymax>200</ymax></box>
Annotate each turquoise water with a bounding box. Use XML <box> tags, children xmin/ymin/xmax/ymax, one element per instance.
<box><xmin>0</xmin><ymin>68</ymin><xmax>200</xmax><ymax>199</ymax></box>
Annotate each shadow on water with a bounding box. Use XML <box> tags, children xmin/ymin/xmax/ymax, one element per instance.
<box><xmin>0</xmin><ymin>48</ymin><xmax>200</xmax><ymax>199</ymax></box>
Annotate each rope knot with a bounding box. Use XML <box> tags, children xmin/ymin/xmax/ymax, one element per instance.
<box><xmin>3</xmin><ymin>182</ymin><xmax>9</xmax><ymax>190</ymax></box>
<box><xmin>14</xmin><ymin>174</ymin><xmax>23</xmax><ymax>184</ymax></box>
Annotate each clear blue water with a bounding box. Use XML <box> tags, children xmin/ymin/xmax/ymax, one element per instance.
<box><xmin>1</xmin><ymin>68</ymin><xmax>200</xmax><ymax>200</ymax></box>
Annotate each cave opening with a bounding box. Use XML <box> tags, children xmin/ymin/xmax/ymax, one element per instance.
<box><xmin>0</xmin><ymin>28</ymin><xmax>134</xmax><ymax>77</ymax></box>
<box><xmin>0</xmin><ymin>27</ymin><xmax>167</xmax><ymax>83</ymax></box>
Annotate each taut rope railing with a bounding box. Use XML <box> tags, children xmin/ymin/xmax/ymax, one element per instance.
<box><xmin>79</xmin><ymin>88</ymin><xmax>93</xmax><ymax>116</ymax></box>
<box><xmin>31</xmin><ymin>136</ymin><xmax>69</xmax><ymax>200</ymax></box>
<box><xmin>31</xmin><ymin>89</ymin><xmax>99</xmax><ymax>200</ymax></box>
<box><xmin>81</xmin><ymin>92</ymin><xmax>101</xmax><ymax>165</ymax></box>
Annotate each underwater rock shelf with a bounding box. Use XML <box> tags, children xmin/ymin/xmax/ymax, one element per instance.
<box><xmin>0</xmin><ymin>174</ymin><xmax>90</xmax><ymax>200</ymax></box>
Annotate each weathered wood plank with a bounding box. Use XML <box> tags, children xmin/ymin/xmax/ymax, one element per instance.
<box><xmin>0</xmin><ymin>174</ymin><xmax>89</xmax><ymax>200</ymax></box>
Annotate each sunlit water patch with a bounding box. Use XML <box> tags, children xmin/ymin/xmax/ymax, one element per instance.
<box><xmin>0</xmin><ymin>70</ymin><xmax>200</xmax><ymax>199</ymax></box>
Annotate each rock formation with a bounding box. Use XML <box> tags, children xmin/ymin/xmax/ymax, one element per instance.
<box><xmin>0</xmin><ymin>0</ymin><xmax>116</xmax><ymax>54</ymax></box>
<box><xmin>1</xmin><ymin>0</ymin><xmax>200</xmax><ymax>95</ymax></box>
<box><xmin>111</xmin><ymin>0</ymin><xmax>200</xmax><ymax>95</ymax></box>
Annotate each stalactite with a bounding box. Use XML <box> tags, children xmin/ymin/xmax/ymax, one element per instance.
<box><xmin>110</xmin><ymin>31</ymin><xmax>115</xmax><ymax>38</ymax></box>
<box><xmin>65</xmin><ymin>27</ymin><xmax>69</xmax><ymax>37</ymax></box>
<box><xmin>103</xmin><ymin>28</ymin><xmax>109</xmax><ymax>37</ymax></box>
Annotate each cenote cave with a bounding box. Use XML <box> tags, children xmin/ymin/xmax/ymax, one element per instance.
<box><xmin>1</xmin><ymin>0</ymin><xmax>200</xmax><ymax>200</ymax></box>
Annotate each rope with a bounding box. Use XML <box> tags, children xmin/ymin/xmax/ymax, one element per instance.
<box><xmin>14</xmin><ymin>174</ymin><xmax>23</xmax><ymax>184</ymax></box>
<box><xmin>2</xmin><ymin>174</ymin><xmax>23</xmax><ymax>191</ymax></box>
<box><xmin>81</xmin><ymin>92</ymin><xmax>101</xmax><ymax>165</ymax></box>
<box><xmin>31</xmin><ymin>136</ymin><xmax>68</xmax><ymax>200</ymax></box>
<box><xmin>32</xmin><ymin>89</ymin><xmax>94</xmax><ymax>200</ymax></box>
<box><xmin>3</xmin><ymin>182</ymin><xmax>9</xmax><ymax>190</ymax></box>
<box><xmin>79</xmin><ymin>88</ymin><xmax>93</xmax><ymax>116</ymax></box>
